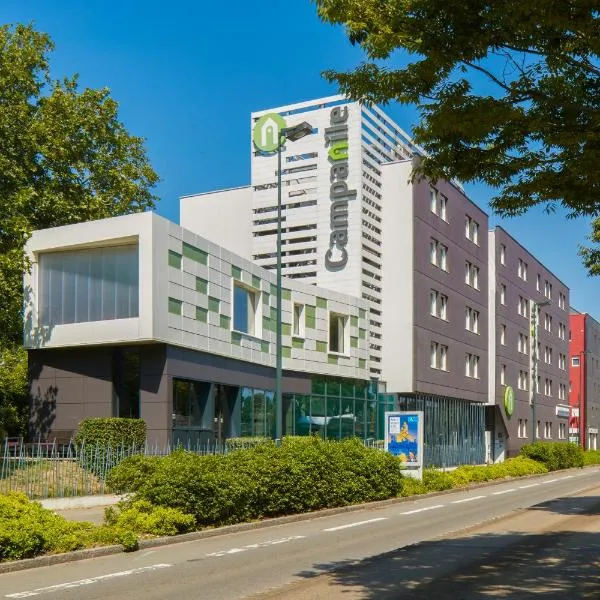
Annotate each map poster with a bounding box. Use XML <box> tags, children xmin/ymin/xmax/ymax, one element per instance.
<box><xmin>384</xmin><ymin>412</ymin><xmax>424</xmax><ymax>474</ymax></box>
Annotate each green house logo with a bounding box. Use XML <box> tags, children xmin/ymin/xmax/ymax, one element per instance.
<box><xmin>253</xmin><ymin>113</ymin><xmax>286</xmax><ymax>152</ymax></box>
<box><xmin>504</xmin><ymin>386</ymin><xmax>515</xmax><ymax>417</ymax></box>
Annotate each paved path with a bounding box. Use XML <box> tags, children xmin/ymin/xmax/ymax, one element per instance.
<box><xmin>1</xmin><ymin>468</ymin><xmax>598</xmax><ymax>599</ymax></box>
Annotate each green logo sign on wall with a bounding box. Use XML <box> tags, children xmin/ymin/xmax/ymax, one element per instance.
<box><xmin>504</xmin><ymin>386</ymin><xmax>515</xmax><ymax>417</ymax></box>
<box><xmin>253</xmin><ymin>113</ymin><xmax>286</xmax><ymax>152</ymax></box>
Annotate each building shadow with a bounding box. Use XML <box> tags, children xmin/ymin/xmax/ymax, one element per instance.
<box><xmin>292</xmin><ymin>495</ymin><xmax>600</xmax><ymax>599</ymax></box>
<box><xmin>29</xmin><ymin>384</ymin><xmax>57</xmax><ymax>441</ymax></box>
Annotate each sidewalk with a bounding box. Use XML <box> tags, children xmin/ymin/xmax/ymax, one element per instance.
<box><xmin>41</xmin><ymin>495</ymin><xmax>122</xmax><ymax>525</ymax></box>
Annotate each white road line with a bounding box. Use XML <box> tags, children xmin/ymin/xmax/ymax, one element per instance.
<box><xmin>491</xmin><ymin>488</ymin><xmax>517</xmax><ymax>496</ymax></box>
<box><xmin>205</xmin><ymin>536</ymin><xmax>305</xmax><ymax>558</ymax></box>
<box><xmin>399</xmin><ymin>504</ymin><xmax>445</xmax><ymax>515</ymax></box>
<box><xmin>540</xmin><ymin>478</ymin><xmax>560</xmax><ymax>484</ymax></box>
<box><xmin>451</xmin><ymin>495</ymin><xmax>486</xmax><ymax>504</ymax></box>
<box><xmin>5</xmin><ymin>564</ymin><xmax>172</xmax><ymax>598</ymax></box>
<box><xmin>324</xmin><ymin>518</ymin><xmax>387</xmax><ymax>532</ymax></box>
<box><xmin>561</xmin><ymin>475</ymin><xmax>575</xmax><ymax>480</ymax></box>
<box><xmin>519</xmin><ymin>483</ymin><xmax>540</xmax><ymax>489</ymax></box>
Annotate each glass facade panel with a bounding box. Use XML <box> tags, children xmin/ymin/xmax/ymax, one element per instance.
<box><xmin>253</xmin><ymin>389</ymin><xmax>266</xmax><ymax>436</ymax></box>
<box><xmin>240</xmin><ymin>387</ymin><xmax>253</xmax><ymax>437</ymax></box>
<box><xmin>310</xmin><ymin>396</ymin><xmax>326</xmax><ymax>438</ymax></box>
<box><xmin>265</xmin><ymin>390</ymin><xmax>276</xmax><ymax>438</ymax></box>
<box><xmin>40</xmin><ymin>245</ymin><xmax>139</xmax><ymax>325</ymax></box>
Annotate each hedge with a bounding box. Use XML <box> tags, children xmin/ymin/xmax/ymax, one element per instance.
<box><xmin>519</xmin><ymin>441</ymin><xmax>584</xmax><ymax>471</ymax></box>
<box><xmin>0</xmin><ymin>493</ymin><xmax>138</xmax><ymax>561</ymax></box>
<box><xmin>583</xmin><ymin>450</ymin><xmax>600</xmax><ymax>465</ymax></box>
<box><xmin>74</xmin><ymin>418</ymin><xmax>146</xmax><ymax>448</ymax></box>
<box><xmin>108</xmin><ymin>437</ymin><xmax>405</xmax><ymax>527</ymax></box>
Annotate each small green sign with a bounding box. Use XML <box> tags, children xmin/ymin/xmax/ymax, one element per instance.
<box><xmin>504</xmin><ymin>386</ymin><xmax>515</xmax><ymax>417</ymax></box>
<box><xmin>253</xmin><ymin>112</ymin><xmax>286</xmax><ymax>152</ymax></box>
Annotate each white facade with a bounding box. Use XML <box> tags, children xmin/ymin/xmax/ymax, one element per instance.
<box><xmin>24</xmin><ymin>212</ymin><xmax>370</xmax><ymax>380</ymax></box>
<box><xmin>182</xmin><ymin>95</ymin><xmax>418</xmax><ymax>380</ymax></box>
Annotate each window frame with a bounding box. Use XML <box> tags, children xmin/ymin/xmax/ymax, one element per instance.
<box><xmin>232</xmin><ymin>281</ymin><xmax>262</xmax><ymax>338</ymax></box>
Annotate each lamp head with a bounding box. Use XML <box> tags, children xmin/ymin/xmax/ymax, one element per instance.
<box><xmin>282</xmin><ymin>121</ymin><xmax>313</xmax><ymax>142</ymax></box>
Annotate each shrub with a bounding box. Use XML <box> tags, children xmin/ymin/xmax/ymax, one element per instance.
<box><xmin>106</xmin><ymin>454</ymin><xmax>162</xmax><ymax>493</ymax></box>
<box><xmin>0</xmin><ymin>493</ymin><xmax>138</xmax><ymax>561</ymax></box>
<box><xmin>422</xmin><ymin>468</ymin><xmax>455</xmax><ymax>491</ymax></box>
<box><xmin>224</xmin><ymin>437</ymin><xmax>273</xmax><ymax>451</ymax></box>
<box><xmin>104</xmin><ymin>500</ymin><xmax>195</xmax><ymax>536</ymax></box>
<box><xmin>520</xmin><ymin>441</ymin><xmax>584</xmax><ymax>471</ymax></box>
<box><xmin>583</xmin><ymin>450</ymin><xmax>600</xmax><ymax>465</ymax></box>
<box><xmin>75</xmin><ymin>418</ymin><xmax>147</xmax><ymax>448</ymax></box>
<box><xmin>109</xmin><ymin>437</ymin><xmax>405</xmax><ymax>527</ymax></box>
<box><xmin>449</xmin><ymin>457</ymin><xmax>548</xmax><ymax>487</ymax></box>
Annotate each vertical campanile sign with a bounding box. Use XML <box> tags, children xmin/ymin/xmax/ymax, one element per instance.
<box><xmin>324</xmin><ymin>106</ymin><xmax>356</xmax><ymax>271</ymax></box>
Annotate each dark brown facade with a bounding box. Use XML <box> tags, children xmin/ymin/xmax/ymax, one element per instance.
<box><xmin>29</xmin><ymin>344</ymin><xmax>312</xmax><ymax>446</ymax></box>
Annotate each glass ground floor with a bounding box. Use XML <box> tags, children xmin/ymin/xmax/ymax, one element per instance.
<box><xmin>172</xmin><ymin>374</ymin><xmax>486</xmax><ymax>466</ymax></box>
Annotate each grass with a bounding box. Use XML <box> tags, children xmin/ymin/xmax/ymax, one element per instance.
<box><xmin>0</xmin><ymin>459</ymin><xmax>107</xmax><ymax>499</ymax></box>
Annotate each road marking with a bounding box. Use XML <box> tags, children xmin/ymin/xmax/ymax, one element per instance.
<box><xmin>491</xmin><ymin>488</ymin><xmax>517</xmax><ymax>495</ymax></box>
<box><xmin>451</xmin><ymin>495</ymin><xmax>486</xmax><ymax>504</ymax></box>
<box><xmin>5</xmin><ymin>564</ymin><xmax>172</xmax><ymax>598</ymax></box>
<box><xmin>324</xmin><ymin>517</ymin><xmax>387</xmax><ymax>532</ymax></box>
<box><xmin>206</xmin><ymin>536</ymin><xmax>305</xmax><ymax>558</ymax></box>
<box><xmin>540</xmin><ymin>478</ymin><xmax>560</xmax><ymax>484</ymax></box>
<box><xmin>519</xmin><ymin>483</ymin><xmax>540</xmax><ymax>489</ymax></box>
<box><xmin>561</xmin><ymin>475</ymin><xmax>575</xmax><ymax>480</ymax></box>
<box><xmin>399</xmin><ymin>504</ymin><xmax>444</xmax><ymax>515</ymax></box>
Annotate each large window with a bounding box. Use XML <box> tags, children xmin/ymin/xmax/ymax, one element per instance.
<box><xmin>233</xmin><ymin>283</ymin><xmax>260</xmax><ymax>336</ymax></box>
<box><xmin>39</xmin><ymin>245</ymin><xmax>139</xmax><ymax>325</ymax></box>
<box><xmin>329</xmin><ymin>313</ymin><xmax>348</xmax><ymax>354</ymax></box>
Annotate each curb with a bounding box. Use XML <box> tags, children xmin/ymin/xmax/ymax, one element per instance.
<box><xmin>1</xmin><ymin>464</ymin><xmax>598</xmax><ymax>574</ymax></box>
<box><xmin>41</xmin><ymin>495</ymin><xmax>123</xmax><ymax>511</ymax></box>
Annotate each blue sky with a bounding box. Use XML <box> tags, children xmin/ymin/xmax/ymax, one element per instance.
<box><xmin>3</xmin><ymin>0</ymin><xmax>597</xmax><ymax>316</ymax></box>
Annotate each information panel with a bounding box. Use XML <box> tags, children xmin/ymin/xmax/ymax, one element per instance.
<box><xmin>384</xmin><ymin>411</ymin><xmax>424</xmax><ymax>480</ymax></box>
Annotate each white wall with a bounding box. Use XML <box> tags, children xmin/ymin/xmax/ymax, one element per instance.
<box><xmin>380</xmin><ymin>160</ymin><xmax>415</xmax><ymax>391</ymax></box>
<box><xmin>180</xmin><ymin>186</ymin><xmax>253</xmax><ymax>260</ymax></box>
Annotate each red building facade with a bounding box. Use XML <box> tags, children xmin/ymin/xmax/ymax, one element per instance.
<box><xmin>569</xmin><ymin>311</ymin><xmax>600</xmax><ymax>449</ymax></box>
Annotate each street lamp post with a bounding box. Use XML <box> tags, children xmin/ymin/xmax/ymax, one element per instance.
<box><xmin>274</xmin><ymin>121</ymin><xmax>313</xmax><ymax>440</ymax></box>
<box><xmin>531</xmin><ymin>299</ymin><xmax>551</xmax><ymax>443</ymax></box>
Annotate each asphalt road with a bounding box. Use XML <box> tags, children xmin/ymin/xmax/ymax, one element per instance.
<box><xmin>1</xmin><ymin>467</ymin><xmax>599</xmax><ymax>600</ymax></box>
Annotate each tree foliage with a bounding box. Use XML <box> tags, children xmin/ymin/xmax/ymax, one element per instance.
<box><xmin>313</xmin><ymin>1</ymin><xmax>600</xmax><ymax>272</ymax></box>
<box><xmin>0</xmin><ymin>24</ymin><xmax>159</xmax><ymax>435</ymax></box>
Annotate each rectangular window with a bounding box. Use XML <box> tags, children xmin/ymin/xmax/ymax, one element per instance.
<box><xmin>518</xmin><ymin>370</ymin><xmax>529</xmax><ymax>391</ymax></box>
<box><xmin>559</xmin><ymin>423</ymin><xmax>566</xmax><ymax>439</ymax></box>
<box><xmin>465</xmin><ymin>216</ymin><xmax>479</xmax><ymax>244</ymax></box>
<box><xmin>572</xmin><ymin>356</ymin><xmax>580</xmax><ymax>367</ymax></box>
<box><xmin>500</xmin><ymin>364</ymin><xmax>506</xmax><ymax>385</ymax></box>
<box><xmin>500</xmin><ymin>284</ymin><xmax>506</xmax><ymax>305</ymax></box>
<box><xmin>465</xmin><ymin>353</ymin><xmax>479</xmax><ymax>378</ymax></box>
<box><xmin>40</xmin><ymin>245</ymin><xmax>139</xmax><ymax>326</ymax></box>
<box><xmin>429</xmin><ymin>187</ymin><xmax>437</xmax><ymax>214</ymax></box>
<box><xmin>439</xmin><ymin>194</ymin><xmax>448</xmax><ymax>221</ymax></box>
<box><xmin>329</xmin><ymin>312</ymin><xmax>348</xmax><ymax>354</ymax></box>
<box><xmin>465</xmin><ymin>306</ymin><xmax>479</xmax><ymax>334</ymax></box>
<box><xmin>233</xmin><ymin>282</ymin><xmax>260</xmax><ymax>336</ymax></box>
<box><xmin>537</xmin><ymin>274</ymin><xmax>541</xmax><ymax>292</ymax></box>
<box><xmin>500</xmin><ymin>324</ymin><xmax>506</xmax><ymax>345</ymax></box>
<box><xmin>465</xmin><ymin>261</ymin><xmax>479</xmax><ymax>289</ymax></box>
<box><xmin>168</xmin><ymin>297</ymin><xmax>182</xmax><ymax>315</ymax></box>
<box><xmin>430</xmin><ymin>239</ymin><xmax>448</xmax><ymax>271</ymax></box>
<box><xmin>518</xmin><ymin>296</ymin><xmax>528</xmax><ymax>318</ymax></box>
<box><xmin>430</xmin><ymin>290</ymin><xmax>448</xmax><ymax>320</ymax></box>
<box><xmin>518</xmin><ymin>333</ymin><xmax>529</xmax><ymax>354</ymax></box>
<box><xmin>168</xmin><ymin>250</ymin><xmax>182</xmax><ymax>269</ymax></box>
<box><xmin>430</xmin><ymin>341</ymin><xmax>448</xmax><ymax>371</ymax></box>
<box><xmin>518</xmin><ymin>258</ymin><xmax>528</xmax><ymax>281</ymax></box>
<box><xmin>500</xmin><ymin>244</ymin><xmax>506</xmax><ymax>265</ymax></box>
<box><xmin>293</xmin><ymin>303</ymin><xmax>305</xmax><ymax>337</ymax></box>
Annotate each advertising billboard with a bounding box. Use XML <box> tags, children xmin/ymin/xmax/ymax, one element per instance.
<box><xmin>384</xmin><ymin>411</ymin><xmax>424</xmax><ymax>479</ymax></box>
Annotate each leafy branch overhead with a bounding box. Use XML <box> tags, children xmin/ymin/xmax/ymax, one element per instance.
<box><xmin>313</xmin><ymin>0</ymin><xmax>600</xmax><ymax>272</ymax></box>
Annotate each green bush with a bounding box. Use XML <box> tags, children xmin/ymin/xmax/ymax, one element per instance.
<box><xmin>583</xmin><ymin>450</ymin><xmax>600</xmax><ymax>465</ymax></box>
<box><xmin>106</xmin><ymin>454</ymin><xmax>162</xmax><ymax>494</ymax></box>
<box><xmin>449</xmin><ymin>457</ymin><xmax>548</xmax><ymax>487</ymax></box>
<box><xmin>422</xmin><ymin>468</ymin><xmax>455</xmax><ymax>491</ymax></box>
<box><xmin>108</xmin><ymin>437</ymin><xmax>405</xmax><ymax>528</ymax></box>
<box><xmin>104</xmin><ymin>500</ymin><xmax>195</xmax><ymax>536</ymax></box>
<box><xmin>224</xmin><ymin>437</ymin><xmax>273</xmax><ymax>451</ymax></box>
<box><xmin>520</xmin><ymin>441</ymin><xmax>584</xmax><ymax>471</ymax></box>
<box><xmin>0</xmin><ymin>493</ymin><xmax>138</xmax><ymax>561</ymax></box>
<box><xmin>75</xmin><ymin>418</ymin><xmax>147</xmax><ymax>448</ymax></box>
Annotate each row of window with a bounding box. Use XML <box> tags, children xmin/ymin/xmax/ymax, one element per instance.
<box><xmin>517</xmin><ymin>420</ymin><xmax>567</xmax><ymax>440</ymax></box>
<box><xmin>429</xmin><ymin>291</ymin><xmax>481</xmax><ymax>334</ymax></box>
<box><xmin>430</xmin><ymin>342</ymin><xmax>480</xmax><ymax>378</ymax></box>
<box><xmin>497</xmin><ymin>291</ymin><xmax>567</xmax><ymax>338</ymax></box>
<box><xmin>499</xmin><ymin>247</ymin><xmax>567</xmax><ymax>310</ymax></box>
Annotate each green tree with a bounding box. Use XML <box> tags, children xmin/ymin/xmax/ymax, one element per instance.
<box><xmin>0</xmin><ymin>24</ymin><xmax>159</xmax><ymax>436</ymax></box>
<box><xmin>313</xmin><ymin>1</ymin><xmax>600</xmax><ymax>272</ymax></box>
